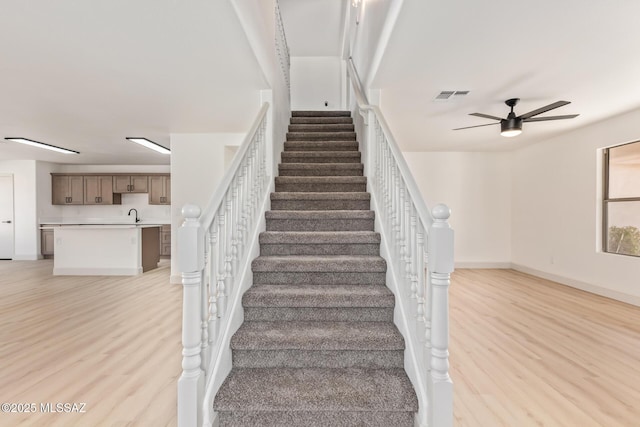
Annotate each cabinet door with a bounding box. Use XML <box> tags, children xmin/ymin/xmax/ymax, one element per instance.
<box><xmin>149</xmin><ymin>176</ymin><xmax>169</xmax><ymax>205</ymax></box>
<box><xmin>41</xmin><ymin>229</ymin><xmax>55</xmax><ymax>256</ymax></box>
<box><xmin>52</xmin><ymin>175</ymin><xmax>84</xmax><ymax>205</ymax></box>
<box><xmin>163</xmin><ymin>176</ymin><xmax>171</xmax><ymax>204</ymax></box>
<box><xmin>84</xmin><ymin>176</ymin><xmax>114</xmax><ymax>205</ymax></box>
<box><xmin>130</xmin><ymin>175</ymin><xmax>148</xmax><ymax>193</ymax></box>
<box><xmin>113</xmin><ymin>176</ymin><xmax>131</xmax><ymax>193</ymax></box>
<box><xmin>52</xmin><ymin>176</ymin><xmax>69</xmax><ymax>205</ymax></box>
<box><xmin>68</xmin><ymin>176</ymin><xmax>84</xmax><ymax>204</ymax></box>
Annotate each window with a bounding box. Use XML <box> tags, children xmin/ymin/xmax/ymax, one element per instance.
<box><xmin>603</xmin><ymin>141</ymin><xmax>640</xmax><ymax>257</ymax></box>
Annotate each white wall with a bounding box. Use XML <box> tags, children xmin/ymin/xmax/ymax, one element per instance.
<box><xmin>170</xmin><ymin>133</ymin><xmax>244</xmax><ymax>282</ymax></box>
<box><xmin>291</xmin><ymin>56</ymin><xmax>342</xmax><ymax>110</ymax></box>
<box><xmin>404</xmin><ymin>152</ymin><xmax>512</xmax><ymax>267</ymax></box>
<box><xmin>350</xmin><ymin>0</ymin><xmax>392</xmax><ymax>87</ymax></box>
<box><xmin>512</xmin><ymin>108</ymin><xmax>640</xmax><ymax>305</ymax></box>
<box><xmin>0</xmin><ymin>160</ymin><xmax>38</xmax><ymax>260</ymax></box>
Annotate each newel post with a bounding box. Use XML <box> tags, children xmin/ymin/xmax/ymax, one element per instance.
<box><xmin>428</xmin><ymin>204</ymin><xmax>454</xmax><ymax>427</ymax></box>
<box><xmin>177</xmin><ymin>204</ymin><xmax>205</xmax><ymax>427</ymax></box>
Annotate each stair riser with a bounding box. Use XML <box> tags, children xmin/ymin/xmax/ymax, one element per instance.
<box><xmin>270</xmin><ymin>199</ymin><xmax>370</xmax><ymax>210</ymax></box>
<box><xmin>281</xmin><ymin>154</ymin><xmax>361</xmax><ymax>164</ymax></box>
<box><xmin>284</xmin><ymin>142</ymin><xmax>359</xmax><ymax>151</ymax></box>
<box><xmin>252</xmin><ymin>272</ymin><xmax>386</xmax><ymax>286</ymax></box>
<box><xmin>290</xmin><ymin>117</ymin><xmax>353</xmax><ymax>124</ymax></box>
<box><xmin>218</xmin><ymin>411</ymin><xmax>414</xmax><ymax>427</ymax></box>
<box><xmin>261</xmin><ymin>243</ymin><xmax>379</xmax><ymax>256</ymax></box>
<box><xmin>288</xmin><ymin>124</ymin><xmax>355</xmax><ymax>132</ymax></box>
<box><xmin>232</xmin><ymin>349</ymin><xmax>402</xmax><ymax>369</ymax></box>
<box><xmin>278</xmin><ymin>166</ymin><xmax>363</xmax><ymax>176</ymax></box>
<box><xmin>243</xmin><ymin>307</ymin><xmax>393</xmax><ymax>322</ymax></box>
<box><xmin>275</xmin><ymin>183</ymin><xmax>366</xmax><ymax>192</ymax></box>
<box><xmin>287</xmin><ymin>132</ymin><xmax>356</xmax><ymax>141</ymax></box>
<box><xmin>266</xmin><ymin>218</ymin><xmax>374</xmax><ymax>232</ymax></box>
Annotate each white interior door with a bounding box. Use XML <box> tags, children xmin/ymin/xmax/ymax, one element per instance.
<box><xmin>0</xmin><ymin>175</ymin><xmax>15</xmax><ymax>259</ymax></box>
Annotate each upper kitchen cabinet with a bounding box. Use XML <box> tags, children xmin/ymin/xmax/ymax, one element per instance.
<box><xmin>149</xmin><ymin>175</ymin><xmax>171</xmax><ymax>205</ymax></box>
<box><xmin>84</xmin><ymin>176</ymin><xmax>120</xmax><ymax>205</ymax></box>
<box><xmin>113</xmin><ymin>175</ymin><xmax>148</xmax><ymax>193</ymax></box>
<box><xmin>52</xmin><ymin>175</ymin><xmax>84</xmax><ymax>205</ymax></box>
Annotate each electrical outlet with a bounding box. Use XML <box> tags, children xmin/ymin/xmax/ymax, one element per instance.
<box><xmin>324</xmin><ymin>101</ymin><xmax>328</xmax><ymax>107</ymax></box>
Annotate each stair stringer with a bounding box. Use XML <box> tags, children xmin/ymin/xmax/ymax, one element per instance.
<box><xmin>370</xmin><ymin>188</ymin><xmax>428</xmax><ymax>427</ymax></box>
<box><xmin>201</xmin><ymin>180</ymin><xmax>274</xmax><ymax>427</ymax></box>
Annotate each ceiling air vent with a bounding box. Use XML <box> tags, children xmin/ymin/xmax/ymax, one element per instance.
<box><xmin>434</xmin><ymin>90</ymin><xmax>469</xmax><ymax>102</ymax></box>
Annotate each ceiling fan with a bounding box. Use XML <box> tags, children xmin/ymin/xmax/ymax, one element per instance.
<box><xmin>453</xmin><ymin>98</ymin><xmax>579</xmax><ymax>137</ymax></box>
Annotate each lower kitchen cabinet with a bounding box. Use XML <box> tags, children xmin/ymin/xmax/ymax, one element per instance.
<box><xmin>41</xmin><ymin>229</ymin><xmax>55</xmax><ymax>258</ymax></box>
<box><xmin>160</xmin><ymin>225</ymin><xmax>171</xmax><ymax>256</ymax></box>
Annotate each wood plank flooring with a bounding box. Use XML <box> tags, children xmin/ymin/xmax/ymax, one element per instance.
<box><xmin>0</xmin><ymin>262</ymin><xmax>638</xmax><ymax>426</ymax></box>
<box><xmin>451</xmin><ymin>269</ymin><xmax>640</xmax><ymax>427</ymax></box>
<box><xmin>0</xmin><ymin>260</ymin><xmax>181</xmax><ymax>427</ymax></box>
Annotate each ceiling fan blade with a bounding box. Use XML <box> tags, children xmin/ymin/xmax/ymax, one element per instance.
<box><xmin>523</xmin><ymin>114</ymin><xmax>579</xmax><ymax>122</ymax></box>
<box><xmin>453</xmin><ymin>122</ymin><xmax>500</xmax><ymax>130</ymax></box>
<box><xmin>518</xmin><ymin>101</ymin><xmax>570</xmax><ymax>119</ymax></box>
<box><xmin>469</xmin><ymin>112</ymin><xmax>504</xmax><ymax>121</ymax></box>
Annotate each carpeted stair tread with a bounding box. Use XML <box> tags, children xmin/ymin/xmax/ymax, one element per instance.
<box><xmin>260</xmin><ymin>231</ymin><xmax>379</xmax><ymax>245</ymax></box>
<box><xmin>288</xmin><ymin>124</ymin><xmax>355</xmax><ymax>132</ymax></box>
<box><xmin>281</xmin><ymin>151</ymin><xmax>361</xmax><ymax>163</ymax></box>
<box><xmin>275</xmin><ymin>176</ymin><xmax>367</xmax><ymax>193</ymax></box>
<box><xmin>243</xmin><ymin>284</ymin><xmax>394</xmax><ymax>308</ymax></box>
<box><xmin>271</xmin><ymin>192</ymin><xmax>370</xmax><ymax>201</ymax></box>
<box><xmin>231</xmin><ymin>321</ymin><xmax>404</xmax><ymax>351</ymax></box>
<box><xmin>278</xmin><ymin>163</ymin><xmax>363</xmax><ymax>176</ymax></box>
<box><xmin>291</xmin><ymin>116</ymin><xmax>354</xmax><ymax>124</ymax></box>
<box><xmin>287</xmin><ymin>131</ymin><xmax>356</xmax><ymax>141</ymax></box>
<box><xmin>251</xmin><ymin>255</ymin><xmax>386</xmax><ymax>272</ymax></box>
<box><xmin>265</xmin><ymin>210</ymin><xmax>374</xmax><ymax>220</ymax></box>
<box><xmin>214</xmin><ymin>367</ymin><xmax>418</xmax><ymax>412</ymax></box>
<box><xmin>217</xmin><ymin>410</ymin><xmax>413</xmax><ymax>427</ymax></box>
<box><xmin>292</xmin><ymin>110</ymin><xmax>352</xmax><ymax>117</ymax></box>
<box><xmin>284</xmin><ymin>141</ymin><xmax>359</xmax><ymax>151</ymax></box>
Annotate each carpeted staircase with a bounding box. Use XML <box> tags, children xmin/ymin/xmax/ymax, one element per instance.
<box><xmin>213</xmin><ymin>111</ymin><xmax>418</xmax><ymax>426</ymax></box>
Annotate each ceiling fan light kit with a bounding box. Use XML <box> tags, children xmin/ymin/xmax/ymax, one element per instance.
<box><xmin>454</xmin><ymin>97</ymin><xmax>579</xmax><ymax>137</ymax></box>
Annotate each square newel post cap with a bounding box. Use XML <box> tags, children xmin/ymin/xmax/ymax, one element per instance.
<box><xmin>178</xmin><ymin>204</ymin><xmax>205</xmax><ymax>273</ymax></box>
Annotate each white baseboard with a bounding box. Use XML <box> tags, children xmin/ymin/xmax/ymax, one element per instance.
<box><xmin>511</xmin><ymin>263</ymin><xmax>640</xmax><ymax>307</ymax></box>
<box><xmin>455</xmin><ymin>262</ymin><xmax>511</xmax><ymax>269</ymax></box>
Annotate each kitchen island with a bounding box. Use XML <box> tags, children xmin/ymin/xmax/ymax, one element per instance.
<box><xmin>51</xmin><ymin>224</ymin><xmax>162</xmax><ymax>276</ymax></box>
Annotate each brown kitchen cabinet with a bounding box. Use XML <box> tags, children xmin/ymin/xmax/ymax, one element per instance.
<box><xmin>84</xmin><ymin>176</ymin><xmax>120</xmax><ymax>205</ymax></box>
<box><xmin>52</xmin><ymin>175</ymin><xmax>84</xmax><ymax>205</ymax></box>
<box><xmin>160</xmin><ymin>225</ymin><xmax>171</xmax><ymax>256</ymax></box>
<box><xmin>41</xmin><ymin>229</ymin><xmax>55</xmax><ymax>257</ymax></box>
<box><xmin>149</xmin><ymin>175</ymin><xmax>171</xmax><ymax>205</ymax></box>
<box><xmin>113</xmin><ymin>175</ymin><xmax>148</xmax><ymax>193</ymax></box>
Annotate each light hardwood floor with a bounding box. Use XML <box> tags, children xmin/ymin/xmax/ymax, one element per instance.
<box><xmin>0</xmin><ymin>262</ymin><xmax>638</xmax><ymax>426</ymax></box>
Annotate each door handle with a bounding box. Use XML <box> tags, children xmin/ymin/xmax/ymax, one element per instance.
<box><xmin>1</xmin><ymin>220</ymin><xmax>11</xmax><ymax>224</ymax></box>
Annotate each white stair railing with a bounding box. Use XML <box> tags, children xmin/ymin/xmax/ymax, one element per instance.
<box><xmin>347</xmin><ymin>58</ymin><xmax>454</xmax><ymax>427</ymax></box>
<box><xmin>177</xmin><ymin>103</ymin><xmax>272</xmax><ymax>427</ymax></box>
<box><xmin>275</xmin><ymin>1</ymin><xmax>290</xmax><ymax>92</ymax></box>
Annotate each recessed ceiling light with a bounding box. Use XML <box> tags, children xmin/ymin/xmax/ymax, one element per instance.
<box><xmin>4</xmin><ymin>138</ymin><xmax>79</xmax><ymax>154</ymax></box>
<box><xmin>126</xmin><ymin>137</ymin><xmax>170</xmax><ymax>154</ymax></box>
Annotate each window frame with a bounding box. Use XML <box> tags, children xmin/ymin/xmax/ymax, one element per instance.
<box><xmin>603</xmin><ymin>141</ymin><xmax>640</xmax><ymax>257</ymax></box>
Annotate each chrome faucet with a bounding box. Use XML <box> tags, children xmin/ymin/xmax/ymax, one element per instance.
<box><xmin>127</xmin><ymin>208</ymin><xmax>140</xmax><ymax>223</ymax></box>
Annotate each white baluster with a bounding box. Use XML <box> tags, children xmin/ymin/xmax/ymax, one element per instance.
<box><xmin>200</xmin><ymin>229</ymin><xmax>209</xmax><ymax>373</ymax></box>
<box><xmin>178</xmin><ymin>204</ymin><xmax>205</xmax><ymax>427</ymax></box>
<box><xmin>415</xmin><ymin>220</ymin><xmax>426</xmax><ymax>340</ymax></box>
<box><xmin>217</xmin><ymin>205</ymin><xmax>227</xmax><ymax>321</ymax></box>
<box><xmin>428</xmin><ymin>204</ymin><xmax>454</xmax><ymax>427</ymax></box>
<box><xmin>208</xmin><ymin>223</ymin><xmax>219</xmax><ymax>351</ymax></box>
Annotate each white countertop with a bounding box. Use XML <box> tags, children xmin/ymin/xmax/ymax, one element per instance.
<box><xmin>40</xmin><ymin>217</ymin><xmax>170</xmax><ymax>226</ymax></box>
<box><xmin>41</xmin><ymin>224</ymin><xmax>164</xmax><ymax>230</ymax></box>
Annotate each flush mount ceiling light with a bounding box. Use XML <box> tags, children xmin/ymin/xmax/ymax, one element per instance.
<box><xmin>126</xmin><ymin>137</ymin><xmax>170</xmax><ymax>154</ymax></box>
<box><xmin>453</xmin><ymin>98</ymin><xmax>579</xmax><ymax>138</ymax></box>
<box><xmin>4</xmin><ymin>137</ymin><xmax>79</xmax><ymax>154</ymax></box>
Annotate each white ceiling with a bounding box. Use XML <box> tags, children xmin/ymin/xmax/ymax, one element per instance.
<box><xmin>280</xmin><ymin>0</ymin><xmax>640</xmax><ymax>152</ymax></box>
<box><xmin>4</xmin><ymin>0</ymin><xmax>640</xmax><ymax>164</ymax></box>
<box><xmin>0</xmin><ymin>0</ymin><xmax>266</xmax><ymax>165</ymax></box>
